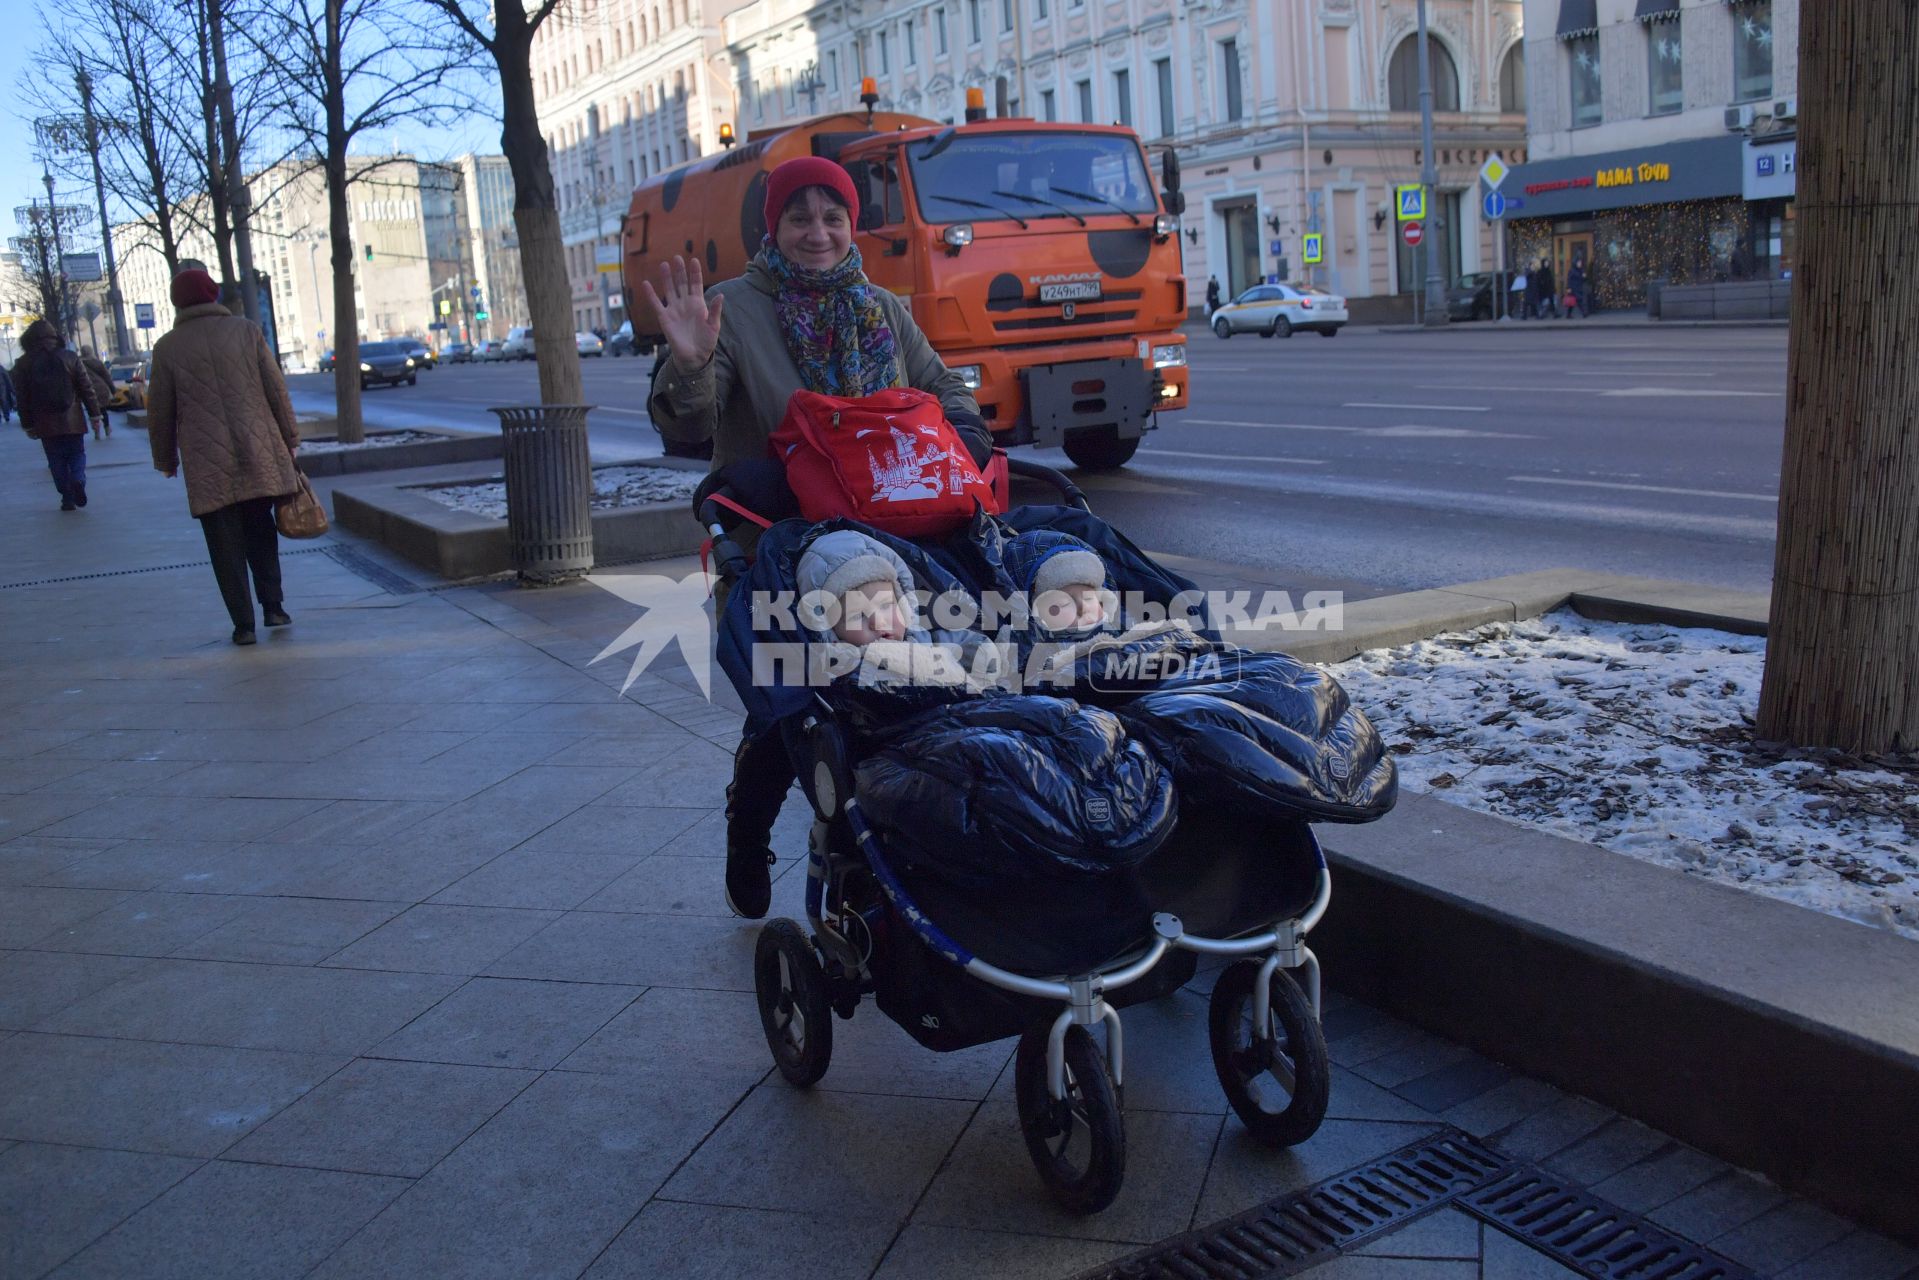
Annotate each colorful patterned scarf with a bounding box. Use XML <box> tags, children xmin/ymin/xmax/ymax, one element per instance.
<box><xmin>765</xmin><ymin>243</ymin><xmax>900</xmax><ymax>397</ymax></box>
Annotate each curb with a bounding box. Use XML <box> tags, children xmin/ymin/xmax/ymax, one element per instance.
<box><xmin>1368</xmin><ymin>318</ymin><xmax>1790</xmax><ymax>334</ymax></box>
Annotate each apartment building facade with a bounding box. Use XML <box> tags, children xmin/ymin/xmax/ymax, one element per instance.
<box><xmin>1506</xmin><ymin>0</ymin><xmax>1796</xmax><ymax>308</ymax></box>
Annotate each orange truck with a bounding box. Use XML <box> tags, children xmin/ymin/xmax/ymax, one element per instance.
<box><xmin>620</xmin><ymin>93</ymin><xmax>1190</xmax><ymax>470</ymax></box>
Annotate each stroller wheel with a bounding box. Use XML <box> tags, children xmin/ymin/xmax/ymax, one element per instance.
<box><xmin>1207</xmin><ymin>961</ymin><xmax>1330</xmax><ymax>1147</ymax></box>
<box><xmin>755</xmin><ymin>920</ymin><xmax>834</xmax><ymax>1087</ymax></box>
<box><xmin>1014</xmin><ymin>1021</ymin><xmax>1125</xmax><ymax>1215</ymax></box>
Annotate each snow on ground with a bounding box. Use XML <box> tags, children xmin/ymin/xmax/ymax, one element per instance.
<box><xmin>1327</xmin><ymin>611</ymin><xmax>1919</xmax><ymax>941</ymax></box>
<box><xmin>412</xmin><ymin>466</ymin><xmax>701</xmax><ymax>520</ymax></box>
<box><xmin>300</xmin><ymin>430</ymin><xmax>444</xmax><ymax>454</ymax></box>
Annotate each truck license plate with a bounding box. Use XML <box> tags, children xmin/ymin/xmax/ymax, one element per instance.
<box><xmin>1039</xmin><ymin>281</ymin><xmax>1101</xmax><ymax>303</ymax></box>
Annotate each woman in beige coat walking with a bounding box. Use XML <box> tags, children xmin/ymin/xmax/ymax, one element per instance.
<box><xmin>148</xmin><ymin>268</ymin><xmax>303</xmax><ymax>646</ymax></box>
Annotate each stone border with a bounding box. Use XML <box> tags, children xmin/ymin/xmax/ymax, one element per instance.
<box><xmin>331</xmin><ymin>458</ymin><xmax>707</xmax><ymax>580</ymax></box>
<box><xmin>296</xmin><ymin>427</ymin><xmax>504</xmax><ymax>478</ymax></box>
<box><xmin>1232</xmin><ymin>567</ymin><xmax>1915</xmax><ymax>1247</ymax></box>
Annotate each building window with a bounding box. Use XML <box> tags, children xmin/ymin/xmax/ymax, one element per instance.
<box><xmin>1041</xmin><ymin>87</ymin><xmax>1056</xmax><ymax>121</ymax></box>
<box><xmin>827</xmin><ymin>49</ymin><xmax>839</xmax><ymax>92</ymax></box>
<box><xmin>878</xmin><ymin>29</ymin><xmax>890</xmax><ymax>74</ymax></box>
<box><xmin>1036</xmin><ymin>0</ymin><xmax>1047</xmax><ymax>16</ymax></box>
<box><xmin>1076</xmin><ymin>78</ymin><xmax>1094</xmax><ymax>123</ymax></box>
<box><xmin>1113</xmin><ymin>68</ymin><xmax>1132</xmax><ymax>127</ymax></box>
<box><xmin>935</xmin><ymin>7</ymin><xmax>948</xmax><ymax>55</ymax></box>
<box><xmin>1498</xmin><ymin>43</ymin><xmax>1525</xmax><ymax>114</ymax></box>
<box><xmin>1568</xmin><ymin>33</ymin><xmax>1602</xmax><ymax>128</ymax></box>
<box><xmin>1001</xmin><ymin>0</ymin><xmax>1013</xmax><ymax>34</ymax></box>
<box><xmin>1647</xmin><ymin>20</ymin><xmax>1682</xmax><ymax>115</ymax></box>
<box><xmin>905</xmin><ymin>19</ymin><xmax>916</xmax><ymax>66</ymax></box>
<box><xmin>968</xmin><ymin>0</ymin><xmax>981</xmax><ymax>44</ymax></box>
<box><xmin>1732</xmin><ymin>0</ymin><xmax>1773</xmax><ymax>103</ymax></box>
<box><xmin>1154</xmin><ymin>57</ymin><xmax>1175</xmax><ymax>137</ymax></box>
<box><xmin>1387</xmin><ymin>35</ymin><xmax>1460</xmax><ymax>112</ymax></box>
<box><xmin>1220</xmin><ymin>39</ymin><xmax>1243</xmax><ymax>123</ymax></box>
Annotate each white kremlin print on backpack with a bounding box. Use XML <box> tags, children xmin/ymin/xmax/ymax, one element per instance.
<box><xmin>859</xmin><ymin>421</ymin><xmax>951</xmax><ymax>503</ymax></box>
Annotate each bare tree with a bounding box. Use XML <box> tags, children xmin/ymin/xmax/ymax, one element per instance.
<box><xmin>417</xmin><ymin>0</ymin><xmax>582</xmax><ymax>407</ymax></box>
<box><xmin>245</xmin><ymin>0</ymin><xmax>474</xmax><ymax>441</ymax></box>
<box><xmin>1757</xmin><ymin>0</ymin><xmax>1919</xmax><ymax>755</ymax></box>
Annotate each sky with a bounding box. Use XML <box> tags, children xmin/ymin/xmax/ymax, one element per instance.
<box><xmin>1</xmin><ymin>18</ymin><xmax>503</xmax><ymax>263</ymax></box>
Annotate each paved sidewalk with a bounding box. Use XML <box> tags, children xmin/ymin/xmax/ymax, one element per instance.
<box><xmin>1</xmin><ymin>425</ymin><xmax>1909</xmax><ymax>1280</ymax></box>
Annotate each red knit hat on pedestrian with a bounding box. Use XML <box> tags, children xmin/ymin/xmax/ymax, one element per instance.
<box><xmin>762</xmin><ymin>157</ymin><xmax>859</xmax><ymax>240</ymax></box>
<box><xmin>170</xmin><ymin>268</ymin><xmax>220</xmax><ymax>307</ymax></box>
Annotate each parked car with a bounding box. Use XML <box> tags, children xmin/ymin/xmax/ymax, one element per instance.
<box><xmin>502</xmin><ymin>327</ymin><xmax>537</xmax><ymax>360</ymax></box>
<box><xmin>607</xmin><ymin>320</ymin><xmax>651</xmax><ymax>357</ymax></box>
<box><xmin>106</xmin><ymin>357</ymin><xmax>150</xmax><ymax>410</ymax></box>
<box><xmin>401</xmin><ymin>339</ymin><xmax>436</xmax><ymax>369</ymax></box>
<box><xmin>441</xmin><ymin>342</ymin><xmax>476</xmax><ymax>364</ymax></box>
<box><xmin>575</xmin><ymin>331</ymin><xmax>604</xmax><ymax>357</ymax></box>
<box><xmin>319</xmin><ymin>349</ymin><xmax>336</xmax><ymax>372</ymax></box>
<box><xmin>1446</xmin><ymin>271</ymin><xmax>1514</xmax><ymax>322</ymax></box>
<box><xmin>1211</xmin><ymin>282</ymin><xmax>1349</xmax><ymax>338</ymax></box>
<box><xmin>476</xmin><ymin>340</ymin><xmax>507</xmax><ymax>362</ymax></box>
<box><xmin>358</xmin><ymin>339</ymin><xmax>419</xmax><ymax>389</ymax></box>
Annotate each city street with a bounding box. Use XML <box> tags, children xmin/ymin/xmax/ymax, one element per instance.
<box><xmin>289</xmin><ymin>321</ymin><xmax>1788</xmax><ymax>595</ymax></box>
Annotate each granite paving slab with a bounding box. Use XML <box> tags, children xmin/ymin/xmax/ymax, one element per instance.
<box><xmin>1193</xmin><ymin>1118</ymin><xmax>1445</xmax><ymax>1225</ymax></box>
<box><xmin>48</xmin><ymin>1158</ymin><xmax>410</xmax><ymax>1280</ymax></box>
<box><xmin>34</xmin><ymin>795</ymin><xmax>333</xmax><ymax>843</ymax></box>
<box><xmin>869</xmin><ymin>1224</ymin><xmax>1133</xmax><ymax>1280</ymax></box>
<box><xmin>169</xmin><ymin>898</ymin><xmax>409</xmax><ymax>966</ymax></box>
<box><xmin>321</xmin><ymin>904</ymin><xmax>564</xmax><ymax>976</ymax></box>
<box><xmin>0</xmin><ymin>887</ymin><xmax>132</xmax><ymax>948</ymax></box>
<box><xmin>428</xmin><ymin>849</ymin><xmax>645</xmax><ymax>911</ymax></box>
<box><xmin>516</xmin><ymin>804</ymin><xmax>709</xmax><ymax>857</ymax></box>
<box><xmin>0</xmin><ymin>836</ymin><xmax>121</xmax><ymax>886</ymax></box>
<box><xmin>0</xmin><ymin>1033</ymin><xmax>342</xmax><ymax>1156</ymax></box>
<box><xmin>485</xmin><ymin>909</ymin><xmax>757</xmax><ymax>990</ymax></box>
<box><xmin>0</xmin><ymin>1142</ymin><xmax>203</xmax><ymax>1280</ymax></box>
<box><xmin>374</xmin><ymin>977</ymin><xmax>643</xmax><ymax>1071</ymax></box>
<box><xmin>1353</xmin><ymin>1206</ymin><xmax>1483</xmax><ymax>1258</ymax></box>
<box><xmin>226</xmin><ymin>1057</ymin><xmax>537</xmax><ymax>1176</ymax></box>
<box><xmin>555</xmin><ymin>985</ymin><xmax>766</xmax><ymax>1083</ymax></box>
<box><xmin>28</xmin><ymin>891</ymin><xmax>258</xmax><ymax>957</ymax></box>
<box><xmin>581</xmin><ymin>1201</ymin><xmax>899</xmax><ymax>1280</ymax></box>
<box><xmin>0</xmin><ymin>951</ymin><xmax>154</xmax><ymax>1030</ymax></box>
<box><xmin>36</xmin><ymin>958</ymin><xmax>462</xmax><ymax>1055</ymax></box>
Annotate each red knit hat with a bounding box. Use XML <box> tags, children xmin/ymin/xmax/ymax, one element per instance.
<box><xmin>762</xmin><ymin>157</ymin><xmax>859</xmax><ymax>240</ymax></box>
<box><xmin>171</xmin><ymin>268</ymin><xmax>220</xmax><ymax>307</ymax></box>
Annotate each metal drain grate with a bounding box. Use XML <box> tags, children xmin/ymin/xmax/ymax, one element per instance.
<box><xmin>321</xmin><ymin>544</ymin><xmax>427</xmax><ymax>594</ymax></box>
<box><xmin>1074</xmin><ymin>1131</ymin><xmax>1507</xmax><ymax>1280</ymax></box>
<box><xmin>1464</xmin><ymin>1167</ymin><xmax>1754</xmax><ymax>1279</ymax></box>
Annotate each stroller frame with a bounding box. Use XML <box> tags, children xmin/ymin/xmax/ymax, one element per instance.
<box><xmin>706</xmin><ymin>456</ymin><xmax>1339</xmax><ymax>1215</ymax></box>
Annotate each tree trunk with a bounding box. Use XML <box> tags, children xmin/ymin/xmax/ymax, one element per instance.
<box><xmin>1756</xmin><ymin>0</ymin><xmax>1919</xmax><ymax>755</ymax></box>
<box><xmin>197</xmin><ymin>35</ymin><xmax>237</xmax><ymax>290</ymax></box>
<box><xmin>209</xmin><ymin>0</ymin><xmax>260</xmax><ymax>324</ymax></box>
<box><xmin>497</xmin><ymin>24</ymin><xmax>582</xmax><ymax>406</ymax></box>
<box><xmin>323</xmin><ymin>0</ymin><xmax>363</xmax><ymax>443</ymax></box>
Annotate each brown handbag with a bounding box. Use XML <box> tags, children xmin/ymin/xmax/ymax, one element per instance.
<box><xmin>275</xmin><ymin>472</ymin><xmax>329</xmax><ymax>539</ymax></box>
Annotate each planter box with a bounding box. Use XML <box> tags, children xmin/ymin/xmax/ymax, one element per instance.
<box><xmin>1659</xmin><ymin>280</ymin><xmax>1792</xmax><ymax>321</ymax></box>
<box><xmin>297</xmin><ymin>428</ymin><xmax>504</xmax><ymax>477</ymax></box>
<box><xmin>331</xmin><ymin>459</ymin><xmax>707</xmax><ymax>580</ymax></box>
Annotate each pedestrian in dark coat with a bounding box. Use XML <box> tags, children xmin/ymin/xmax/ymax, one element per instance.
<box><xmin>147</xmin><ymin>268</ymin><xmax>303</xmax><ymax>646</ymax></box>
<box><xmin>11</xmin><ymin>319</ymin><xmax>105</xmax><ymax>510</ymax></box>
<box><xmin>1564</xmin><ymin>261</ymin><xmax>1588</xmax><ymax>319</ymax></box>
<box><xmin>1536</xmin><ymin>258</ymin><xmax>1559</xmax><ymax>319</ymax></box>
<box><xmin>1205</xmin><ymin>276</ymin><xmax>1222</xmax><ymax>316</ymax></box>
<box><xmin>0</xmin><ymin>363</ymin><xmax>15</xmax><ymax>423</ymax></box>
<box><xmin>79</xmin><ymin>346</ymin><xmax>115</xmax><ymax>438</ymax></box>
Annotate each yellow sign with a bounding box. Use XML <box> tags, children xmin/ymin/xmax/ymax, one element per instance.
<box><xmin>1479</xmin><ymin>153</ymin><xmax>1509</xmax><ymax>190</ymax></box>
<box><xmin>1596</xmin><ymin>162</ymin><xmax>1673</xmax><ymax>189</ymax></box>
<box><xmin>1395</xmin><ymin>184</ymin><xmax>1426</xmax><ymax>222</ymax></box>
<box><xmin>438</xmin><ymin>299</ymin><xmax>451</xmax><ymax>315</ymax></box>
<box><xmin>597</xmin><ymin>262</ymin><xmax>622</xmax><ymax>274</ymax></box>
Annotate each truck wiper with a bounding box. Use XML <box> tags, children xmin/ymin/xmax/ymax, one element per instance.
<box><xmin>991</xmin><ymin>189</ymin><xmax>1087</xmax><ymax>227</ymax></box>
<box><xmin>924</xmin><ymin>191</ymin><xmax>1028</xmax><ymax>229</ymax></box>
<box><xmin>1048</xmin><ymin>185</ymin><xmax>1143</xmax><ymax>225</ymax></box>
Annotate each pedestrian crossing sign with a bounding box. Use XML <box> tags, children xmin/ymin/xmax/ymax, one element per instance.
<box><xmin>1302</xmin><ymin>233</ymin><xmax>1323</xmax><ymax>264</ymax></box>
<box><xmin>1395</xmin><ymin>184</ymin><xmax>1426</xmax><ymax>222</ymax></box>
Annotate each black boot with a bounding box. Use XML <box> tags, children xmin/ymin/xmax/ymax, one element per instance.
<box><xmin>724</xmin><ymin>731</ymin><xmax>796</xmax><ymax>919</ymax></box>
<box><xmin>263</xmin><ymin>604</ymin><xmax>291</xmax><ymax>627</ymax></box>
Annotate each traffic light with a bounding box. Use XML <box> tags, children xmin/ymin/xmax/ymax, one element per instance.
<box><xmin>474</xmin><ymin>310</ymin><xmax>489</xmax><ymax>322</ymax></box>
<box><xmin>363</xmin><ymin>244</ymin><xmax>373</xmax><ymax>262</ymax></box>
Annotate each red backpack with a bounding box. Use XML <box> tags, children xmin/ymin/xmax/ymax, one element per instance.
<box><xmin>770</xmin><ymin>387</ymin><xmax>1005</xmax><ymax>538</ymax></box>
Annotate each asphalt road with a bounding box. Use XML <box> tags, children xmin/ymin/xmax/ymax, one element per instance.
<box><xmin>285</xmin><ymin>322</ymin><xmax>1788</xmax><ymax>595</ymax></box>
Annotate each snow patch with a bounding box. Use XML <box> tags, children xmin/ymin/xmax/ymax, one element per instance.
<box><xmin>410</xmin><ymin>465</ymin><xmax>701</xmax><ymax>520</ymax></box>
<box><xmin>1328</xmin><ymin>611</ymin><xmax>1919</xmax><ymax>941</ymax></box>
<box><xmin>301</xmin><ymin>430</ymin><xmax>446</xmax><ymax>454</ymax></box>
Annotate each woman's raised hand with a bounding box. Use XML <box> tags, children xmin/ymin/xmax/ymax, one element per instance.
<box><xmin>640</xmin><ymin>255</ymin><xmax>725</xmax><ymax>374</ymax></box>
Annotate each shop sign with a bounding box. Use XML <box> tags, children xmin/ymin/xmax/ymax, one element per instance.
<box><xmin>1745</xmin><ymin>139</ymin><xmax>1797</xmax><ymax>201</ymax></box>
<box><xmin>1505</xmin><ymin>137</ymin><xmax>1745</xmax><ymax>219</ymax></box>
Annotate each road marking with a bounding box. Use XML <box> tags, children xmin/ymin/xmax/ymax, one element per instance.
<box><xmin>1183</xmin><ymin>417</ymin><xmax>1534</xmax><ymax>440</ymax></box>
<box><xmin>1508</xmin><ymin>476</ymin><xmax>1777</xmax><ymax>502</ymax></box>
<box><xmin>1343</xmin><ymin>401</ymin><xmax>1490</xmax><ymax>412</ymax></box>
<box><xmin>592</xmin><ymin>406</ymin><xmax>652</xmax><ymax>416</ymax></box>
<box><xmin>1145</xmin><ymin>449</ymin><xmax>1328</xmax><ymax>465</ymax></box>
<box><xmin>1599</xmin><ymin>387</ymin><xmax>1782</xmax><ymax>398</ymax></box>
<box><xmin>1182</xmin><ymin>418</ymin><xmax>1356</xmax><ymax>433</ymax></box>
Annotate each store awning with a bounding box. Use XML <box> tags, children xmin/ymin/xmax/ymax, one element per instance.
<box><xmin>1556</xmin><ymin>0</ymin><xmax>1599</xmax><ymax>39</ymax></box>
<box><xmin>1635</xmin><ymin>0</ymin><xmax>1681</xmax><ymax>21</ymax></box>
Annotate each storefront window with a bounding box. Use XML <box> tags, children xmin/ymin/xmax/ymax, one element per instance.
<box><xmin>1647</xmin><ymin>22</ymin><xmax>1682</xmax><ymax>116</ymax></box>
<box><xmin>1732</xmin><ymin>0</ymin><xmax>1773</xmax><ymax>103</ymax></box>
<box><xmin>1568</xmin><ymin>34</ymin><xmax>1602</xmax><ymax>128</ymax></box>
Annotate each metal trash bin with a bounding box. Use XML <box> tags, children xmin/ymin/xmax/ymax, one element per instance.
<box><xmin>491</xmin><ymin>404</ymin><xmax>595</xmax><ymax>584</ymax></box>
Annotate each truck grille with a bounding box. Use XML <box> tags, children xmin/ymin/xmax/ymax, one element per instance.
<box><xmin>993</xmin><ymin>308</ymin><xmax>1140</xmax><ymax>333</ymax></box>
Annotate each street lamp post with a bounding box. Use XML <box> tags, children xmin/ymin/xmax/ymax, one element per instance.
<box><xmin>1416</xmin><ymin>0</ymin><xmax>1449</xmax><ymax>327</ymax></box>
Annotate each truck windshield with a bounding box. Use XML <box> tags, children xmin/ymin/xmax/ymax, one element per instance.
<box><xmin>910</xmin><ymin>131</ymin><xmax>1155</xmax><ymax>225</ymax></box>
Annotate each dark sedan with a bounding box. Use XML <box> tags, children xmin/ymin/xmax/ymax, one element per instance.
<box><xmin>1447</xmin><ymin>271</ymin><xmax>1514</xmax><ymax>322</ymax></box>
<box><xmin>358</xmin><ymin>340</ymin><xmax>419</xmax><ymax>389</ymax></box>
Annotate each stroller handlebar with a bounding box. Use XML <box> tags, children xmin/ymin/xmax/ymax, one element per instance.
<box><xmin>1002</xmin><ymin>456</ymin><xmax>1092</xmax><ymax>513</ymax></box>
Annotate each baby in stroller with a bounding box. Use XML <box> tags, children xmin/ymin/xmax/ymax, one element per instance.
<box><xmin>708</xmin><ymin>479</ymin><xmax>1399</xmax><ymax>1214</ymax></box>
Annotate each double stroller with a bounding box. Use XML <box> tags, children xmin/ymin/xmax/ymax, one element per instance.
<box><xmin>699</xmin><ymin>456</ymin><xmax>1396</xmax><ymax>1213</ymax></box>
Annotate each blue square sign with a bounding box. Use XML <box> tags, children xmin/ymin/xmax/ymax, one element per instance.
<box><xmin>1757</xmin><ymin>155</ymin><xmax>1777</xmax><ymax>177</ymax></box>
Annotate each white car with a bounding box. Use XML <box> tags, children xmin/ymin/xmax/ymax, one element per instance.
<box><xmin>502</xmin><ymin>326</ymin><xmax>537</xmax><ymax>360</ymax></box>
<box><xmin>1212</xmin><ymin>283</ymin><xmax>1349</xmax><ymax>339</ymax></box>
<box><xmin>575</xmin><ymin>331</ymin><xmax>605</xmax><ymax>357</ymax></box>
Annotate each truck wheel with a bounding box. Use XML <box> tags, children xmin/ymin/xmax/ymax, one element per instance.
<box><xmin>1062</xmin><ymin>430</ymin><xmax>1140</xmax><ymax>471</ymax></box>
